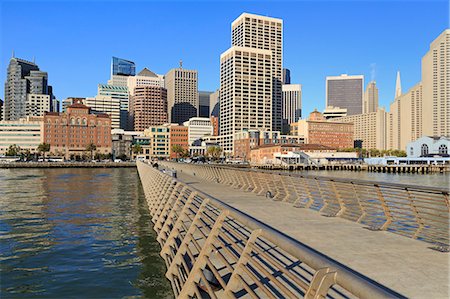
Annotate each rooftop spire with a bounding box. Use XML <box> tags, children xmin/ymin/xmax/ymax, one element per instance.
<box><xmin>395</xmin><ymin>71</ymin><xmax>402</xmax><ymax>98</ymax></box>
<box><xmin>179</xmin><ymin>59</ymin><xmax>183</xmax><ymax>69</ymax></box>
<box><xmin>11</xmin><ymin>49</ymin><xmax>14</xmax><ymax>58</ymax></box>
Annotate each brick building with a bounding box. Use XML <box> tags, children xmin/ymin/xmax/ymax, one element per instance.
<box><xmin>129</xmin><ymin>86</ymin><xmax>167</xmax><ymax>131</ymax></box>
<box><xmin>291</xmin><ymin>110</ymin><xmax>354</xmax><ymax>149</ymax></box>
<box><xmin>169</xmin><ymin>125</ymin><xmax>189</xmax><ymax>159</ymax></box>
<box><xmin>43</xmin><ymin>99</ymin><xmax>111</xmax><ymax>159</ymax></box>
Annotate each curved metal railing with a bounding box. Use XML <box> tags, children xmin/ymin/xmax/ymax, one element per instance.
<box><xmin>137</xmin><ymin>161</ymin><xmax>404</xmax><ymax>298</ymax></box>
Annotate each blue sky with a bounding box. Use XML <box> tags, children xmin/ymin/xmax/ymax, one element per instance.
<box><xmin>1</xmin><ymin>0</ymin><xmax>448</xmax><ymax>116</ymax></box>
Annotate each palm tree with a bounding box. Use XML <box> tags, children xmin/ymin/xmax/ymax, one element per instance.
<box><xmin>171</xmin><ymin>144</ymin><xmax>185</xmax><ymax>161</ymax></box>
<box><xmin>6</xmin><ymin>144</ymin><xmax>21</xmax><ymax>157</ymax></box>
<box><xmin>85</xmin><ymin>142</ymin><xmax>97</xmax><ymax>161</ymax></box>
<box><xmin>37</xmin><ymin>143</ymin><xmax>51</xmax><ymax>161</ymax></box>
<box><xmin>206</xmin><ymin>146</ymin><xmax>222</xmax><ymax>161</ymax></box>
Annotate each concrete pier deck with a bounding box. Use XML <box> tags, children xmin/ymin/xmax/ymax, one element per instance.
<box><xmin>174</xmin><ymin>170</ymin><xmax>449</xmax><ymax>298</ymax></box>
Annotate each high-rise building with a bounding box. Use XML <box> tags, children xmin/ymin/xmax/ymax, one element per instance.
<box><xmin>0</xmin><ymin>99</ymin><xmax>3</xmax><ymax>120</ymax></box>
<box><xmin>129</xmin><ymin>86</ymin><xmax>167</xmax><ymax>132</ymax></box>
<box><xmin>282</xmin><ymin>68</ymin><xmax>291</xmax><ymax>84</ymax></box>
<box><xmin>209</xmin><ymin>89</ymin><xmax>220</xmax><ymax>117</ymax></box>
<box><xmin>326</xmin><ymin>74</ymin><xmax>364</xmax><ymax>116</ymax></box>
<box><xmin>127</xmin><ymin>68</ymin><xmax>165</xmax><ymax>96</ymax></box>
<box><xmin>85</xmin><ymin>95</ymin><xmax>121</xmax><ymax>129</ymax></box>
<box><xmin>96</xmin><ymin>84</ymin><xmax>129</xmax><ymax>129</ymax></box>
<box><xmin>364</xmin><ymin>81</ymin><xmax>379</xmax><ymax>114</ymax></box>
<box><xmin>26</xmin><ymin>94</ymin><xmax>51</xmax><ymax>117</ymax></box>
<box><xmin>4</xmin><ymin>57</ymin><xmax>41</xmax><ymax>120</ymax></box>
<box><xmin>334</xmin><ymin>108</ymin><xmax>390</xmax><ymax>150</ymax></box>
<box><xmin>220</xmin><ymin>46</ymin><xmax>273</xmax><ymax>152</ymax></box>
<box><xmin>282</xmin><ymin>84</ymin><xmax>302</xmax><ymax>133</ymax></box>
<box><xmin>232</xmin><ymin>13</ymin><xmax>283</xmax><ymax>131</ymax></box>
<box><xmin>111</xmin><ymin>57</ymin><xmax>136</xmax><ymax>76</ymax></box>
<box><xmin>199</xmin><ymin>91</ymin><xmax>213</xmax><ymax>117</ymax></box>
<box><xmin>165</xmin><ymin>66</ymin><xmax>198</xmax><ymax>124</ymax></box>
<box><xmin>422</xmin><ymin>29</ymin><xmax>449</xmax><ymax>137</ymax></box>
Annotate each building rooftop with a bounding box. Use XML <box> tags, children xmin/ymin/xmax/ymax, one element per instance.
<box><xmin>137</xmin><ymin>68</ymin><xmax>159</xmax><ymax>77</ymax></box>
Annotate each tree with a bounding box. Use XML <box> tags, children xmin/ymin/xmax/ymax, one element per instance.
<box><xmin>132</xmin><ymin>144</ymin><xmax>142</xmax><ymax>156</ymax></box>
<box><xmin>37</xmin><ymin>143</ymin><xmax>51</xmax><ymax>161</ymax></box>
<box><xmin>171</xmin><ymin>144</ymin><xmax>185</xmax><ymax>161</ymax></box>
<box><xmin>206</xmin><ymin>146</ymin><xmax>222</xmax><ymax>161</ymax></box>
<box><xmin>6</xmin><ymin>144</ymin><xmax>21</xmax><ymax>157</ymax></box>
<box><xmin>85</xmin><ymin>142</ymin><xmax>97</xmax><ymax>160</ymax></box>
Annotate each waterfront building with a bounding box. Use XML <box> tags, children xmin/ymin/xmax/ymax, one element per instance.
<box><xmin>333</xmin><ymin>108</ymin><xmax>390</xmax><ymax>150</ymax></box>
<box><xmin>4</xmin><ymin>57</ymin><xmax>55</xmax><ymax>120</ymax></box>
<box><xmin>282</xmin><ymin>68</ymin><xmax>291</xmax><ymax>84</ymax></box>
<box><xmin>407</xmin><ymin>136</ymin><xmax>449</xmax><ymax>158</ymax></box>
<box><xmin>326</xmin><ymin>74</ymin><xmax>364</xmax><ymax>116</ymax></box>
<box><xmin>111</xmin><ymin>56</ymin><xmax>135</xmax><ymax>77</ymax></box>
<box><xmin>232</xmin><ymin>13</ymin><xmax>283</xmax><ymax>131</ymax></box>
<box><xmin>127</xmin><ymin>68</ymin><xmax>165</xmax><ymax>96</ymax></box>
<box><xmin>26</xmin><ymin>94</ymin><xmax>50</xmax><ymax>117</ymax></box>
<box><xmin>132</xmin><ymin>135</ymin><xmax>151</xmax><ymax>160</ymax></box>
<box><xmin>111</xmin><ymin>129</ymin><xmax>141</xmax><ymax>159</ymax></box>
<box><xmin>291</xmin><ymin>110</ymin><xmax>354</xmax><ymax>149</ymax></box>
<box><xmin>422</xmin><ymin>29</ymin><xmax>449</xmax><ymax>138</ymax></box>
<box><xmin>85</xmin><ymin>94</ymin><xmax>121</xmax><ymax>129</ymax></box>
<box><xmin>143</xmin><ymin>125</ymin><xmax>171</xmax><ymax>158</ymax></box>
<box><xmin>183</xmin><ymin>117</ymin><xmax>213</xmax><ymax>146</ymax></box>
<box><xmin>323</xmin><ymin>106</ymin><xmax>348</xmax><ymax>119</ymax></box>
<box><xmin>0</xmin><ymin>116</ymin><xmax>43</xmax><ymax>154</ymax></box>
<box><xmin>209</xmin><ymin>89</ymin><xmax>220</xmax><ymax>117</ymax></box>
<box><xmin>43</xmin><ymin>99</ymin><xmax>111</xmax><ymax>159</ymax></box>
<box><xmin>233</xmin><ymin>129</ymin><xmax>304</xmax><ymax>160</ymax></box>
<box><xmin>165</xmin><ymin>66</ymin><xmax>198</xmax><ymax>124</ymax></box>
<box><xmin>220</xmin><ymin>46</ymin><xmax>272</xmax><ymax>153</ymax></box>
<box><xmin>282</xmin><ymin>84</ymin><xmax>302</xmax><ymax>133</ymax></box>
<box><xmin>364</xmin><ymin>81</ymin><xmax>379</xmax><ymax>114</ymax></box>
<box><xmin>169</xmin><ymin>124</ymin><xmax>189</xmax><ymax>159</ymax></box>
<box><xmin>199</xmin><ymin>91</ymin><xmax>212</xmax><ymax>117</ymax></box>
<box><xmin>129</xmin><ymin>86</ymin><xmax>167</xmax><ymax>132</ymax></box>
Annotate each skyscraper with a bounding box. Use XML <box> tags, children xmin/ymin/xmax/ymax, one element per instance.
<box><xmin>165</xmin><ymin>65</ymin><xmax>198</xmax><ymax>124</ymax></box>
<box><xmin>231</xmin><ymin>13</ymin><xmax>283</xmax><ymax>131</ymax></box>
<box><xmin>209</xmin><ymin>89</ymin><xmax>220</xmax><ymax>117</ymax></box>
<box><xmin>111</xmin><ymin>57</ymin><xmax>136</xmax><ymax>76</ymax></box>
<box><xmin>326</xmin><ymin>74</ymin><xmax>364</xmax><ymax>116</ymax></box>
<box><xmin>363</xmin><ymin>81</ymin><xmax>379</xmax><ymax>114</ymax></box>
<box><xmin>282</xmin><ymin>68</ymin><xmax>291</xmax><ymax>84</ymax></box>
<box><xmin>198</xmin><ymin>91</ymin><xmax>213</xmax><ymax>117</ymax></box>
<box><xmin>220</xmin><ymin>46</ymin><xmax>273</xmax><ymax>152</ymax></box>
<box><xmin>422</xmin><ymin>29</ymin><xmax>449</xmax><ymax>137</ymax></box>
<box><xmin>129</xmin><ymin>86</ymin><xmax>167</xmax><ymax>132</ymax></box>
<box><xmin>4</xmin><ymin>57</ymin><xmax>54</xmax><ymax>120</ymax></box>
<box><xmin>282</xmin><ymin>84</ymin><xmax>302</xmax><ymax>133</ymax></box>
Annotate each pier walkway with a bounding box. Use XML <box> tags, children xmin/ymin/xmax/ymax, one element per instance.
<box><xmin>158</xmin><ymin>162</ymin><xmax>449</xmax><ymax>298</ymax></box>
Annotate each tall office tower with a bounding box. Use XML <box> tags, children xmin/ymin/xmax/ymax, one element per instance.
<box><xmin>326</xmin><ymin>74</ymin><xmax>364</xmax><ymax>115</ymax></box>
<box><xmin>232</xmin><ymin>13</ymin><xmax>283</xmax><ymax>131</ymax></box>
<box><xmin>165</xmin><ymin>66</ymin><xmax>198</xmax><ymax>124</ymax></box>
<box><xmin>26</xmin><ymin>94</ymin><xmax>50</xmax><ymax>116</ymax></box>
<box><xmin>209</xmin><ymin>89</ymin><xmax>220</xmax><ymax>117</ymax></box>
<box><xmin>127</xmin><ymin>68</ymin><xmax>165</xmax><ymax>96</ymax></box>
<box><xmin>96</xmin><ymin>84</ymin><xmax>129</xmax><ymax>129</ymax></box>
<box><xmin>0</xmin><ymin>99</ymin><xmax>3</xmax><ymax>120</ymax></box>
<box><xmin>422</xmin><ymin>29</ymin><xmax>449</xmax><ymax>137</ymax></box>
<box><xmin>112</xmin><ymin>57</ymin><xmax>135</xmax><ymax>77</ymax></box>
<box><xmin>282</xmin><ymin>84</ymin><xmax>302</xmax><ymax>133</ymax></box>
<box><xmin>52</xmin><ymin>98</ymin><xmax>60</xmax><ymax>113</ymax></box>
<box><xmin>129</xmin><ymin>86</ymin><xmax>167</xmax><ymax>132</ymax></box>
<box><xmin>220</xmin><ymin>46</ymin><xmax>272</xmax><ymax>152</ymax></box>
<box><xmin>363</xmin><ymin>81</ymin><xmax>379</xmax><ymax>114</ymax></box>
<box><xmin>199</xmin><ymin>91</ymin><xmax>213</xmax><ymax>117</ymax></box>
<box><xmin>4</xmin><ymin>57</ymin><xmax>39</xmax><ymax>120</ymax></box>
<box><xmin>282</xmin><ymin>68</ymin><xmax>291</xmax><ymax>84</ymax></box>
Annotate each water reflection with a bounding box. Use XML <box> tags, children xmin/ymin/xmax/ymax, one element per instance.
<box><xmin>0</xmin><ymin>168</ymin><xmax>172</xmax><ymax>298</ymax></box>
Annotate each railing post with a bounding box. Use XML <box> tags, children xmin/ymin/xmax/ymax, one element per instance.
<box><xmin>375</xmin><ymin>185</ymin><xmax>392</xmax><ymax>230</ymax></box>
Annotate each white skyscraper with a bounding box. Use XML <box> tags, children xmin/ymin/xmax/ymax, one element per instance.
<box><xmin>231</xmin><ymin>13</ymin><xmax>283</xmax><ymax>131</ymax></box>
<box><xmin>282</xmin><ymin>84</ymin><xmax>302</xmax><ymax>133</ymax></box>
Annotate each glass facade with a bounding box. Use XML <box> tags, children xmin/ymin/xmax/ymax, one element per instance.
<box><xmin>112</xmin><ymin>57</ymin><xmax>136</xmax><ymax>76</ymax></box>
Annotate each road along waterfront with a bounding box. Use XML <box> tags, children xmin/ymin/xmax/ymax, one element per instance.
<box><xmin>0</xmin><ymin>167</ymin><xmax>172</xmax><ymax>298</ymax></box>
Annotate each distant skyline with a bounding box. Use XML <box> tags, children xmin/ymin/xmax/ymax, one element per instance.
<box><xmin>1</xmin><ymin>0</ymin><xmax>448</xmax><ymax>116</ymax></box>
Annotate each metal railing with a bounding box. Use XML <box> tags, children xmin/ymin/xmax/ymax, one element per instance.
<box><xmin>137</xmin><ymin>161</ymin><xmax>403</xmax><ymax>298</ymax></box>
<box><xmin>160</xmin><ymin>162</ymin><xmax>450</xmax><ymax>248</ymax></box>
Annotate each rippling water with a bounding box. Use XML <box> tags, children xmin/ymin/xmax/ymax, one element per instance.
<box><xmin>0</xmin><ymin>168</ymin><xmax>173</xmax><ymax>298</ymax></box>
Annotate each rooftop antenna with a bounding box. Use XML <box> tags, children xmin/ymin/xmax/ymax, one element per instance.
<box><xmin>179</xmin><ymin>59</ymin><xmax>183</xmax><ymax>69</ymax></box>
<box><xmin>11</xmin><ymin>49</ymin><xmax>15</xmax><ymax>58</ymax></box>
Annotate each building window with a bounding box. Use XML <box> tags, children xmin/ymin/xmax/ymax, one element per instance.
<box><xmin>410</xmin><ymin>147</ymin><xmax>413</xmax><ymax>156</ymax></box>
<box><xmin>421</xmin><ymin>144</ymin><xmax>429</xmax><ymax>156</ymax></box>
<box><xmin>439</xmin><ymin>144</ymin><xmax>448</xmax><ymax>155</ymax></box>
